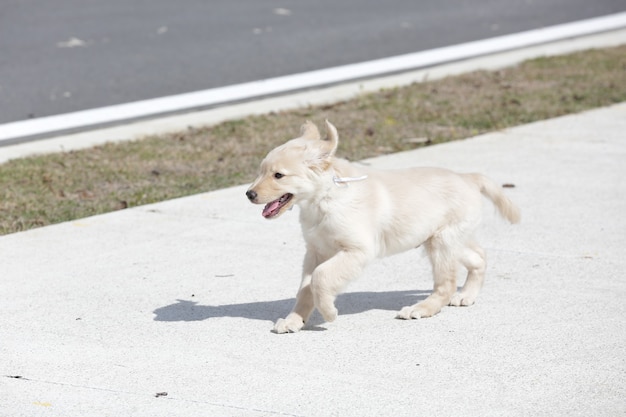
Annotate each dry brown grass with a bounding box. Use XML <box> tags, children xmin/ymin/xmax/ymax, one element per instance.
<box><xmin>1</xmin><ymin>45</ymin><xmax>625</xmax><ymax>235</ymax></box>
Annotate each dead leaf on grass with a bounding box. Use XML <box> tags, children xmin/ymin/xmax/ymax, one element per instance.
<box><xmin>403</xmin><ymin>137</ymin><xmax>431</xmax><ymax>145</ymax></box>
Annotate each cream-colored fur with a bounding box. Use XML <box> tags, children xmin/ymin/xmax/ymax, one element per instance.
<box><xmin>246</xmin><ymin>120</ymin><xmax>520</xmax><ymax>333</ymax></box>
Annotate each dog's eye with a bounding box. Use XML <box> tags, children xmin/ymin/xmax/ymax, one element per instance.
<box><xmin>274</xmin><ymin>172</ymin><xmax>284</xmax><ymax>179</ymax></box>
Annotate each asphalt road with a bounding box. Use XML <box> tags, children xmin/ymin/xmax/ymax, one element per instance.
<box><xmin>0</xmin><ymin>0</ymin><xmax>624</xmax><ymax>124</ymax></box>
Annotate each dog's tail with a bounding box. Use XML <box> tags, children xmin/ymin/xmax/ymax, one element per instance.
<box><xmin>469</xmin><ymin>174</ymin><xmax>521</xmax><ymax>224</ymax></box>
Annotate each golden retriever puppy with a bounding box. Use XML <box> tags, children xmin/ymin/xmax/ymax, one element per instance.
<box><xmin>246</xmin><ymin>120</ymin><xmax>520</xmax><ymax>333</ymax></box>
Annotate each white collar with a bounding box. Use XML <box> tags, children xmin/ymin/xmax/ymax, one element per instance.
<box><xmin>332</xmin><ymin>171</ymin><xmax>368</xmax><ymax>186</ymax></box>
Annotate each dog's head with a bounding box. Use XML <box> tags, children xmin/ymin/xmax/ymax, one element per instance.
<box><xmin>246</xmin><ymin>120</ymin><xmax>339</xmax><ymax>219</ymax></box>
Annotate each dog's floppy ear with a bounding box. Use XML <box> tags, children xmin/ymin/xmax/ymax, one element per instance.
<box><xmin>303</xmin><ymin>120</ymin><xmax>339</xmax><ymax>171</ymax></box>
<box><xmin>300</xmin><ymin>120</ymin><xmax>321</xmax><ymax>140</ymax></box>
<box><xmin>321</xmin><ymin>119</ymin><xmax>339</xmax><ymax>158</ymax></box>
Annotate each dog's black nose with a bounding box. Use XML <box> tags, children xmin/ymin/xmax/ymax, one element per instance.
<box><xmin>246</xmin><ymin>190</ymin><xmax>257</xmax><ymax>201</ymax></box>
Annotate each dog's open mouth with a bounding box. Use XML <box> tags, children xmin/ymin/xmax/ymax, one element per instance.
<box><xmin>262</xmin><ymin>193</ymin><xmax>293</xmax><ymax>218</ymax></box>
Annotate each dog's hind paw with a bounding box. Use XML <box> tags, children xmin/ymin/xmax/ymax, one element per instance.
<box><xmin>396</xmin><ymin>306</ymin><xmax>422</xmax><ymax>320</ymax></box>
<box><xmin>273</xmin><ymin>315</ymin><xmax>305</xmax><ymax>334</ymax></box>
<box><xmin>449</xmin><ymin>292</ymin><xmax>476</xmax><ymax>307</ymax></box>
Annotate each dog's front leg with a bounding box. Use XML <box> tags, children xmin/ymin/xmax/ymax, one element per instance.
<box><xmin>273</xmin><ymin>249</ymin><xmax>318</xmax><ymax>334</ymax></box>
<box><xmin>311</xmin><ymin>250</ymin><xmax>367</xmax><ymax>323</ymax></box>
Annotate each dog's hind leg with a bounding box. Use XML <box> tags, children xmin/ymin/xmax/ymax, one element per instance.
<box><xmin>311</xmin><ymin>250</ymin><xmax>368</xmax><ymax>323</ymax></box>
<box><xmin>450</xmin><ymin>242</ymin><xmax>486</xmax><ymax>307</ymax></box>
<box><xmin>274</xmin><ymin>249</ymin><xmax>319</xmax><ymax>333</ymax></box>
<box><xmin>397</xmin><ymin>232</ymin><xmax>458</xmax><ymax>320</ymax></box>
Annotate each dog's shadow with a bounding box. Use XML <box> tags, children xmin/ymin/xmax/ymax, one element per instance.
<box><xmin>153</xmin><ymin>290</ymin><xmax>430</xmax><ymax>328</ymax></box>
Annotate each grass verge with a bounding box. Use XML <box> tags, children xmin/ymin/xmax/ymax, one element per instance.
<box><xmin>1</xmin><ymin>45</ymin><xmax>625</xmax><ymax>235</ymax></box>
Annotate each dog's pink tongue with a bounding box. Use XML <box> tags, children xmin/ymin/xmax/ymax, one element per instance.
<box><xmin>262</xmin><ymin>200</ymin><xmax>280</xmax><ymax>218</ymax></box>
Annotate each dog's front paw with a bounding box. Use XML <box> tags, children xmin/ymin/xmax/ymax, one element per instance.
<box><xmin>319</xmin><ymin>305</ymin><xmax>338</xmax><ymax>323</ymax></box>
<box><xmin>315</xmin><ymin>296</ymin><xmax>338</xmax><ymax>323</ymax></box>
<box><xmin>273</xmin><ymin>314</ymin><xmax>305</xmax><ymax>334</ymax></box>
<box><xmin>315</xmin><ymin>296</ymin><xmax>339</xmax><ymax>323</ymax></box>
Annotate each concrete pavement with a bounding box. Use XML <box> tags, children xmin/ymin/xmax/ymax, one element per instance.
<box><xmin>1</xmin><ymin>102</ymin><xmax>625</xmax><ymax>416</ymax></box>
